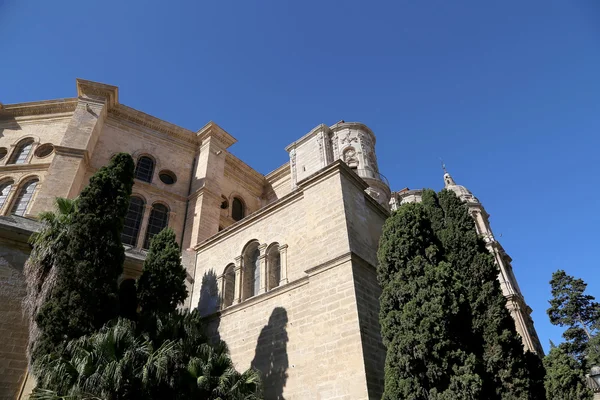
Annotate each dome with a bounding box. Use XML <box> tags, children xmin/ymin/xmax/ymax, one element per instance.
<box><xmin>443</xmin><ymin>172</ymin><xmax>479</xmax><ymax>203</ymax></box>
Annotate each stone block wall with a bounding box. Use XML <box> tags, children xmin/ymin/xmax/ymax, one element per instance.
<box><xmin>0</xmin><ymin>240</ymin><xmax>30</xmax><ymax>400</ymax></box>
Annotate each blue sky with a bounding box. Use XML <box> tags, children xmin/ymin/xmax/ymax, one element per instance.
<box><xmin>1</xmin><ymin>0</ymin><xmax>599</xmax><ymax>352</ymax></box>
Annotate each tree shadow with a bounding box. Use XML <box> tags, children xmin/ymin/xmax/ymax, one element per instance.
<box><xmin>251</xmin><ymin>307</ymin><xmax>289</xmax><ymax>400</ymax></box>
<box><xmin>198</xmin><ymin>269</ymin><xmax>221</xmax><ymax>343</ymax></box>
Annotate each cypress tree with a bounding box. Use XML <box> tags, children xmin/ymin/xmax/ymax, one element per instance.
<box><xmin>422</xmin><ymin>188</ymin><xmax>545</xmax><ymax>399</ymax></box>
<box><xmin>377</xmin><ymin>202</ymin><xmax>482</xmax><ymax>399</ymax></box>
<box><xmin>136</xmin><ymin>227</ymin><xmax>187</xmax><ymax>316</ymax></box>
<box><xmin>543</xmin><ymin>344</ymin><xmax>593</xmax><ymax>400</ymax></box>
<box><xmin>33</xmin><ymin>153</ymin><xmax>134</xmax><ymax>360</ymax></box>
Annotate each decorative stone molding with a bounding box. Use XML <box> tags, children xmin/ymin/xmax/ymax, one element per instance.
<box><xmin>196</xmin><ymin>121</ymin><xmax>237</xmax><ymax>148</ymax></box>
<box><xmin>76</xmin><ymin>79</ymin><xmax>119</xmax><ymax>110</ymax></box>
<box><xmin>0</xmin><ymin>99</ymin><xmax>78</xmax><ymax>118</ymax></box>
<box><xmin>278</xmin><ymin>244</ymin><xmax>288</xmax><ymax>285</ymax></box>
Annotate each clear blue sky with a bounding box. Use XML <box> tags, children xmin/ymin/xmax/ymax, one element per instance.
<box><xmin>2</xmin><ymin>0</ymin><xmax>599</xmax><ymax>353</ymax></box>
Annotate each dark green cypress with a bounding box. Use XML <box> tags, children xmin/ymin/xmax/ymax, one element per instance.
<box><xmin>377</xmin><ymin>202</ymin><xmax>482</xmax><ymax>399</ymax></box>
<box><xmin>423</xmin><ymin>188</ymin><xmax>545</xmax><ymax>399</ymax></box>
<box><xmin>33</xmin><ymin>153</ymin><xmax>134</xmax><ymax>360</ymax></box>
<box><xmin>136</xmin><ymin>227</ymin><xmax>187</xmax><ymax>316</ymax></box>
<box><xmin>543</xmin><ymin>344</ymin><xmax>593</xmax><ymax>400</ymax></box>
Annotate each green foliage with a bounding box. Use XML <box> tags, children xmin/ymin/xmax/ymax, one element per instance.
<box><xmin>377</xmin><ymin>202</ymin><xmax>482</xmax><ymax>399</ymax></box>
<box><xmin>136</xmin><ymin>228</ymin><xmax>187</xmax><ymax>316</ymax></box>
<box><xmin>34</xmin><ymin>153</ymin><xmax>135</xmax><ymax>360</ymax></box>
<box><xmin>32</xmin><ymin>315</ymin><xmax>262</xmax><ymax>400</ymax></box>
<box><xmin>378</xmin><ymin>189</ymin><xmax>545</xmax><ymax>399</ymax></box>
<box><xmin>24</xmin><ymin>197</ymin><xmax>78</xmax><ymax>360</ymax></box>
<box><xmin>547</xmin><ymin>270</ymin><xmax>600</xmax><ymax>368</ymax></box>
<box><xmin>30</xmin><ymin>154</ymin><xmax>261</xmax><ymax>398</ymax></box>
<box><xmin>543</xmin><ymin>344</ymin><xmax>593</xmax><ymax>400</ymax></box>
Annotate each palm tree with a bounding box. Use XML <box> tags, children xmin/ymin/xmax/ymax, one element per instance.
<box><xmin>24</xmin><ymin>197</ymin><xmax>77</xmax><ymax>362</ymax></box>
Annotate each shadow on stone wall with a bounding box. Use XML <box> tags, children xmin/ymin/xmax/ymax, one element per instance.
<box><xmin>198</xmin><ymin>269</ymin><xmax>221</xmax><ymax>343</ymax></box>
<box><xmin>251</xmin><ymin>307</ymin><xmax>289</xmax><ymax>400</ymax></box>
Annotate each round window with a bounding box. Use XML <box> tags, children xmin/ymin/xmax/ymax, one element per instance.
<box><xmin>35</xmin><ymin>144</ymin><xmax>54</xmax><ymax>158</ymax></box>
<box><xmin>159</xmin><ymin>170</ymin><xmax>177</xmax><ymax>185</ymax></box>
<box><xmin>0</xmin><ymin>148</ymin><xmax>7</xmax><ymax>161</ymax></box>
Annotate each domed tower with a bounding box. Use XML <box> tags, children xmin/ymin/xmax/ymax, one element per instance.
<box><xmin>286</xmin><ymin>121</ymin><xmax>391</xmax><ymax>209</ymax></box>
<box><xmin>442</xmin><ymin>167</ymin><xmax>544</xmax><ymax>355</ymax></box>
<box><xmin>329</xmin><ymin>122</ymin><xmax>391</xmax><ymax>209</ymax></box>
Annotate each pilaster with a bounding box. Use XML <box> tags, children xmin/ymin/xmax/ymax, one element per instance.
<box><xmin>233</xmin><ymin>255</ymin><xmax>242</xmax><ymax>305</ymax></box>
<box><xmin>258</xmin><ymin>243</ymin><xmax>267</xmax><ymax>294</ymax></box>
<box><xmin>279</xmin><ymin>244</ymin><xmax>289</xmax><ymax>285</ymax></box>
<box><xmin>29</xmin><ymin>80</ymin><xmax>118</xmax><ymax>215</ymax></box>
<box><xmin>137</xmin><ymin>204</ymin><xmax>153</xmax><ymax>249</ymax></box>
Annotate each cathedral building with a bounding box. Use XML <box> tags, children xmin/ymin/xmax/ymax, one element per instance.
<box><xmin>0</xmin><ymin>79</ymin><xmax>542</xmax><ymax>400</ymax></box>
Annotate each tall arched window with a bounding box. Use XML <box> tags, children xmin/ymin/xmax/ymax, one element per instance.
<box><xmin>232</xmin><ymin>197</ymin><xmax>245</xmax><ymax>221</ymax></box>
<box><xmin>11</xmin><ymin>178</ymin><xmax>38</xmax><ymax>216</ymax></box>
<box><xmin>121</xmin><ymin>196</ymin><xmax>145</xmax><ymax>246</ymax></box>
<box><xmin>267</xmin><ymin>244</ymin><xmax>281</xmax><ymax>291</ymax></box>
<box><xmin>242</xmin><ymin>241</ymin><xmax>260</xmax><ymax>300</ymax></box>
<box><xmin>222</xmin><ymin>264</ymin><xmax>235</xmax><ymax>308</ymax></box>
<box><xmin>9</xmin><ymin>139</ymin><xmax>34</xmax><ymax>165</ymax></box>
<box><xmin>0</xmin><ymin>180</ymin><xmax>14</xmax><ymax>211</ymax></box>
<box><xmin>135</xmin><ymin>156</ymin><xmax>155</xmax><ymax>183</ymax></box>
<box><xmin>143</xmin><ymin>203</ymin><xmax>169</xmax><ymax>249</ymax></box>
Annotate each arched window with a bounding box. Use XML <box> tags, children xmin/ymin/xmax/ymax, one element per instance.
<box><xmin>11</xmin><ymin>178</ymin><xmax>38</xmax><ymax>216</ymax></box>
<box><xmin>143</xmin><ymin>203</ymin><xmax>169</xmax><ymax>249</ymax></box>
<box><xmin>121</xmin><ymin>196</ymin><xmax>145</xmax><ymax>246</ymax></box>
<box><xmin>232</xmin><ymin>197</ymin><xmax>245</xmax><ymax>221</ymax></box>
<box><xmin>0</xmin><ymin>179</ymin><xmax>14</xmax><ymax>211</ymax></box>
<box><xmin>135</xmin><ymin>156</ymin><xmax>155</xmax><ymax>183</ymax></box>
<box><xmin>9</xmin><ymin>139</ymin><xmax>34</xmax><ymax>165</ymax></box>
<box><xmin>242</xmin><ymin>241</ymin><xmax>260</xmax><ymax>300</ymax></box>
<box><xmin>222</xmin><ymin>264</ymin><xmax>235</xmax><ymax>308</ymax></box>
<box><xmin>267</xmin><ymin>244</ymin><xmax>281</xmax><ymax>291</ymax></box>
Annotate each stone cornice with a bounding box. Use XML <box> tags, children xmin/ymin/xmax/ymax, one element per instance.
<box><xmin>194</xmin><ymin>190</ymin><xmax>304</xmax><ymax>251</ymax></box>
<box><xmin>76</xmin><ymin>79</ymin><xmax>118</xmax><ymax>110</ymax></box>
<box><xmin>196</xmin><ymin>121</ymin><xmax>237</xmax><ymax>148</ymax></box>
<box><xmin>54</xmin><ymin>146</ymin><xmax>90</xmax><ymax>166</ymax></box>
<box><xmin>133</xmin><ymin>179</ymin><xmax>187</xmax><ymax>203</ymax></box>
<box><xmin>265</xmin><ymin>161</ymin><xmax>290</xmax><ymax>182</ymax></box>
<box><xmin>330</xmin><ymin>121</ymin><xmax>377</xmax><ymax>145</ymax></box>
<box><xmin>285</xmin><ymin>123</ymin><xmax>329</xmax><ymax>152</ymax></box>
<box><xmin>224</xmin><ymin>154</ymin><xmax>266</xmax><ymax>196</ymax></box>
<box><xmin>0</xmin><ymin>163</ymin><xmax>51</xmax><ymax>174</ymax></box>
<box><xmin>0</xmin><ymin>98</ymin><xmax>78</xmax><ymax>119</ymax></box>
<box><xmin>110</xmin><ymin>104</ymin><xmax>197</xmax><ymax>146</ymax></box>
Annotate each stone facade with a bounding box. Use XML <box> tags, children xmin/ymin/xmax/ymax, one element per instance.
<box><xmin>0</xmin><ymin>79</ymin><xmax>541</xmax><ymax>399</ymax></box>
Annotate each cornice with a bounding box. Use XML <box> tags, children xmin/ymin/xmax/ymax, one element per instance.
<box><xmin>54</xmin><ymin>146</ymin><xmax>90</xmax><ymax>166</ymax></box>
<box><xmin>76</xmin><ymin>79</ymin><xmax>118</xmax><ymax>110</ymax></box>
<box><xmin>196</xmin><ymin>121</ymin><xmax>237</xmax><ymax>148</ymax></box>
<box><xmin>0</xmin><ymin>163</ymin><xmax>51</xmax><ymax>174</ymax></box>
<box><xmin>285</xmin><ymin>123</ymin><xmax>329</xmax><ymax>152</ymax></box>
<box><xmin>194</xmin><ymin>190</ymin><xmax>304</xmax><ymax>251</ymax></box>
<box><xmin>109</xmin><ymin>104</ymin><xmax>197</xmax><ymax>146</ymax></box>
<box><xmin>133</xmin><ymin>179</ymin><xmax>188</xmax><ymax>203</ymax></box>
<box><xmin>0</xmin><ymin>98</ymin><xmax>78</xmax><ymax>119</ymax></box>
<box><xmin>330</xmin><ymin>121</ymin><xmax>377</xmax><ymax>145</ymax></box>
<box><xmin>265</xmin><ymin>161</ymin><xmax>290</xmax><ymax>182</ymax></box>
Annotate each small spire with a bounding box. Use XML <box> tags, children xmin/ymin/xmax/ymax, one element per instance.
<box><xmin>440</xmin><ymin>159</ymin><xmax>456</xmax><ymax>187</ymax></box>
<box><xmin>440</xmin><ymin>158</ymin><xmax>447</xmax><ymax>174</ymax></box>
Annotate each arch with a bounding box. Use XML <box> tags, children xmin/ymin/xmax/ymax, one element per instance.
<box><xmin>10</xmin><ymin>178</ymin><xmax>39</xmax><ymax>216</ymax></box>
<box><xmin>0</xmin><ymin>179</ymin><xmax>15</xmax><ymax>211</ymax></box>
<box><xmin>231</xmin><ymin>196</ymin><xmax>245</xmax><ymax>221</ymax></box>
<box><xmin>134</xmin><ymin>155</ymin><xmax>155</xmax><ymax>183</ymax></box>
<box><xmin>8</xmin><ymin>138</ymin><xmax>34</xmax><ymax>165</ymax></box>
<box><xmin>242</xmin><ymin>240</ymin><xmax>260</xmax><ymax>300</ymax></box>
<box><xmin>121</xmin><ymin>196</ymin><xmax>146</xmax><ymax>246</ymax></box>
<box><xmin>143</xmin><ymin>203</ymin><xmax>169</xmax><ymax>249</ymax></box>
<box><xmin>266</xmin><ymin>243</ymin><xmax>281</xmax><ymax>291</ymax></box>
<box><xmin>222</xmin><ymin>264</ymin><xmax>236</xmax><ymax>308</ymax></box>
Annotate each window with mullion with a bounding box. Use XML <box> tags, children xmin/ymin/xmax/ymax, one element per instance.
<box><xmin>143</xmin><ymin>204</ymin><xmax>169</xmax><ymax>249</ymax></box>
<box><xmin>121</xmin><ymin>197</ymin><xmax>145</xmax><ymax>246</ymax></box>
<box><xmin>135</xmin><ymin>156</ymin><xmax>155</xmax><ymax>183</ymax></box>
<box><xmin>9</xmin><ymin>140</ymin><xmax>34</xmax><ymax>165</ymax></box>
<box><xmin>11</xmin><ymin>179</ymin><xmax>38</xmax><ymax>216</ymax></box>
